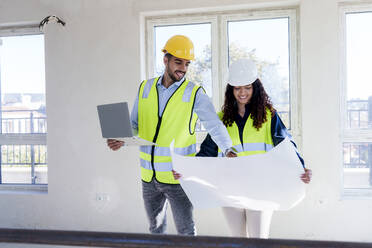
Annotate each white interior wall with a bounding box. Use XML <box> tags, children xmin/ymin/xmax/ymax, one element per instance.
<box><xmin>0</xmin><ymin>0</ymin><xmax>372</xmax><ymax>243</ymax></box>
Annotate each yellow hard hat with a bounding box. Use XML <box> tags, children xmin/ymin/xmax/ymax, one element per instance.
<box><xmin>162</xmin><ymin>35</ymin><xmax>195</xmax><ymax>60</ymax></box>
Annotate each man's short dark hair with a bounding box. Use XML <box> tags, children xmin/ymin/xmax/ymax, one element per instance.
<box><xmin>164</xmin><ymin>53</ymin><xmax>173</xmax><ymax>60</ymax></box>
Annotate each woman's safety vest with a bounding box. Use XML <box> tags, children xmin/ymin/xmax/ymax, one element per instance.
<box><xmin>217</xmin><ymin>110</ymin><xmax>274</xmax><ymax>157</ymax></box>
<box><xmin>138</xmin><ymin>77</ymin><xmax>200</xmax><ymax>184</ymax></box>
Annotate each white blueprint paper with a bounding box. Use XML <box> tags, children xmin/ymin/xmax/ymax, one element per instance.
<box><xmin>171</xmin><ymin>137</ymin><xmax>305</xmax><ymax>211</ymax></box>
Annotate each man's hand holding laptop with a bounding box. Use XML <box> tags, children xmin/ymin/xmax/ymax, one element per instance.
<box><xmin>98</xmin><ymin>102</ymin><xmax>155</xmax><ymax>147</ymax></box>
<box><xmin>107</xmin><ymin>139</ymin><xmax>124</xmax><ymax>151</ymax></box>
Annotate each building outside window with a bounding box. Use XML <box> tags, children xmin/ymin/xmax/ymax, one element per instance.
<box><xmin>0</xmin><ymin>25</ymin><xmax>47</xmax><ymax>186</ymax></box>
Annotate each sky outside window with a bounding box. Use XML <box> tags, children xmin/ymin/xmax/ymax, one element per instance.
<box><xmin>346</xmin><ymin>12</ymin><xmax>372</xmax><ymax>101</ymax></box>
<box><xmin>0</xmin><ymin>34</ymin><xmax>45</xmax><ymax>95</ymax></box>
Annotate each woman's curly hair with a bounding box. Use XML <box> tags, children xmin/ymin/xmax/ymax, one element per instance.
<box><xmin>221</xmin><ymin>79</ymin><xmax>276</xmax><ymax>130</ymax></box>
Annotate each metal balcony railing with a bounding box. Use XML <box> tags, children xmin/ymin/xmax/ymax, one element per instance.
<box><xmin>1</xmin><ymin>109</ymin><xmax>47</xmax><ymax>134</ymax></box>
<box><xmin>0</xmin><ymin>109</ymin><xmax>47</xmax><ymax>184</ymax></box>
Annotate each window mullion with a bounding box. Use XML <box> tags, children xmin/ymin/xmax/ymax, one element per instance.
<box><xmin>219</xmin><ymin>15</ymin><xmax>229</xmax><ymax>109</ymax></box>
<box><xmin>211</xmin><ymin>16</ymin><xmax>219</xmax><ymax>109</ymax></box>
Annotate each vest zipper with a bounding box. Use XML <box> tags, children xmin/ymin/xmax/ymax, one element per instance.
<box><xmin>240</xmin><ymin>124</ymin><xmax>244</xmax><ymax>152</ymax></box>
<box><xmin>240</xmin><ymin>113</ymin><xmax>251</xmax><ymax>152</ymax></box>
<box><xmin>151</xmin><ymin>116</ymin><xmax>163</xmax><ymax>179</ymax></box>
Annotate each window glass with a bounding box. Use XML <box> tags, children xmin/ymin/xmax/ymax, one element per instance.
<box><xmin>343</xmin><ymin>142</ymin><xmax>372</xmax><ymax>189</ymax></box>
<box><xmin>228</xmin><ymin>18</ymin><xmax>290</xmax><ymax>128</ymax></box>
<box><xmin>0</xmin><ymin>33</ymin><xmax>47</xmax><ymax>185</ymax></box>
<box><xmin>346</xmin><ymin>12</ymin><xmax>372</xmax><ymax>129</ymax></box>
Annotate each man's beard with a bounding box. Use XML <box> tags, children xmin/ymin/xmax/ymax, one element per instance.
<box><xmin>166</xmin><ymin>67</ymin><xmax>185</xmax><ymax>82</ymax></box>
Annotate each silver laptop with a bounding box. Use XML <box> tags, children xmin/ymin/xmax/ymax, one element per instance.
<box><xmin>97</xmin><ymin>102</ymin><xmax>155</xmax><ymax>146</ymax></box>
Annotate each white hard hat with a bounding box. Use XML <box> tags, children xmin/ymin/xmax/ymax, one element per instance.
<box><xmin>227</xmin><ymin>59</ymin><xmax>258</xmax><ymax>86</ymax></box>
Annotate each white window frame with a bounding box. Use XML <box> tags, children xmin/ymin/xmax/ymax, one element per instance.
<box><xmin>142</xmin><ymin>7</ymin><xmax>301</xmax><ymax>144</ymax></box>
<box><xmin>339</xmin><ymin>4</ymin><xmax>372</xmax><ymax>198</ymax></box>
<box><xmin>0</xmin><ymin>23</ymin><xmax>47</xmax><ymax>192</ymax></box>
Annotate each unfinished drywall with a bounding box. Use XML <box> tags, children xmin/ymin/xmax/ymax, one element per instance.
<box><xmin>0</xmin><ymin>0</ymin><xmax>371</xmax><ymax>243</ymax></box>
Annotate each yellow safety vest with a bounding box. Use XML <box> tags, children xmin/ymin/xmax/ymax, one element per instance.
<box><xmin>218</xmin><ymin>109</ymin><xmax>274</xmax><ymax>157</ymax></box>
<box><xmin>138</xmin><ymin>77</ymin><xmax>200</xmax><ymax>184</ymax></box>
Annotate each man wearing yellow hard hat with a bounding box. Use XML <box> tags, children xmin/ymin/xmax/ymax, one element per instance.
<box><xmin>107</xmin><ymin>35</ymin><xmax>235</xmax><ymax>235</ymax></box>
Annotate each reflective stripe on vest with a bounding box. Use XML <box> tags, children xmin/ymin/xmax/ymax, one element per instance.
<box><xmin>140</xmin><ymin>159</ymin><xmax>173</xmax><ymax>172</ymax></box>
<box><xmin>218</xmin><ymin>109</ymin><xmax>274</xmax><ymax>157</ymax></box>
<box><xmin>138</xmin><ymin>77</ymin><xmax>200</xmax><ymax>184</ymax></box>
<box><xmin>140</xmin><ymin>144</ymin><xmax>196</xmax><ymax>157</ymax></box>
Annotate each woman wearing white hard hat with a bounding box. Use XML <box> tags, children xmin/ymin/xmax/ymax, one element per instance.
<box><xmin>196</xmin><ymin>59</ymin><xmax>312</xmax><ymax>238</ymax></box>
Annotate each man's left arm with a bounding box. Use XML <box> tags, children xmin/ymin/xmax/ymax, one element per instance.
<box><xmin>193</xmin><ymin>88</ymin><xmax>233</xmax><ymax>155</ymax></box>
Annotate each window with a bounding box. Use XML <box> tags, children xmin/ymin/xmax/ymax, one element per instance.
<box><xmin>340</xmin><ymin>6</ymin><xmax>372</xmax><ymax>195</ymax></box>
<box><xmin>0</xmin><ymin>25</ymin><xmax>47</xmax><ymax>186</ymax></box>
<box><xmin>145</xmin><ymin>9</ymin><xmax>299</xmax><ymax>139</ymax></box>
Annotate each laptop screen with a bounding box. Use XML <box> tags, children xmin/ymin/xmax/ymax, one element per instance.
<box><xmin>97</xmin><ymin>102</ymin><xmax>134</xmax><ymax>138</ymax></box>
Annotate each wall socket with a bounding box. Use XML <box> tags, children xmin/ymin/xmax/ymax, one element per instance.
<box><xmin>96</xmin><ymin>193</ymin><xmax>110</xmax><ymax>201</ymax></box>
